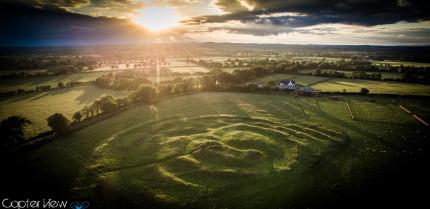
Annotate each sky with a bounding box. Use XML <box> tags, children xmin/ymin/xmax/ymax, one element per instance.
<box><xmin>1</xmin><ymin>0</ymin><xmax>430</xmax><ymax>46</ymax></box>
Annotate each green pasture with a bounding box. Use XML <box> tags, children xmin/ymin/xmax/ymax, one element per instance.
<box><xmin>312</xmin><ymin>79</ymin><xmax>430</xmax><ymax>96</ymax></box>
<box><xmin>0</xmin><ymin>85</ymin><xmax>126</xmax><ymax>137</ymax></box>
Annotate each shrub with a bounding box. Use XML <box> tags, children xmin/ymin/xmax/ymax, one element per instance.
<box><xmin>360</xmin><ymin>88</ymin><xmax>370</xmax><ymax>95</ymax></box>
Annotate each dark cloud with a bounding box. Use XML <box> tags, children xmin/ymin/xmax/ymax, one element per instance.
<box><xmin>186</xmin><ymin>0</ymin><xmax>430</xmax><ymax>27</ymax></box>
<box><xmin>43</xmin><ymin>0</ymin><xmax>90</xmax><ymax>7</ymax></box>
<box><xmin>0</xmin><ymin>2</ymin><xmax>151</xmax><ymax>46</ymax></box>
<box><xmin>6</xmin><ymin>0</ymin><xmax>91</xmax><ymax>9</ymax></box>
<box><xmin>3</xmin><ymin>0</ymin><xmax>144</xmax><ymax>11</ymax></box>
<box><xmin>89</xmin><ymin>0</ymin><xmax>143</xmax><ymax>8</ymax></box>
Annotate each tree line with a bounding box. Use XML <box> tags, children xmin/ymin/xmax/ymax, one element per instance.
<box><xmin>0</xmin><ymin>80</ymin><xmax>93</xmax><ymax>98</ymax></box>
<box><xmin>189</xmin><ymin>58</ymin><xmax>430</xmax><ymax>84</ymax></box>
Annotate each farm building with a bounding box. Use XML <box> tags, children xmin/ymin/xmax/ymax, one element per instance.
<box><xmin>277</xmin><ymin>80</ymin><xmax>296</xmax><ymax>90</ymax></box>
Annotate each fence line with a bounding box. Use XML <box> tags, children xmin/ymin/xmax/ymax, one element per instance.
<box><xmin>399</xmin><ymin>104</ymin><xmax>429</xmax><ymax>127</ymax></box>
<box><xmin>345</xmin><ymin>97</ymin><xmax>355</xmax><ymax>120</ymax></box>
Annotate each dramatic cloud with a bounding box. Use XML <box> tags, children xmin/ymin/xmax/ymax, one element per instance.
<box><xmin>185</xmin><ymin>21</ymin><xmax>430</xmax><ymax>45</ymax></box>
<box><xmin>4</xmin><ymin>0</ymin><xmax>145</xmax><ymax>18</ymax></box>
<box><xmin>0</xmin><ymin>0</ymin><xmax>429</xmax><ymax>45</ymax></box>
<box><xmin>187</xmin><ymin>0</ymin><xmax>430</xmax><ymax>26</ymax></box>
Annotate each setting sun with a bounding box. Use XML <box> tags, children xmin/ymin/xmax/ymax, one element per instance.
<box><xmin>134</xmin><ymin>7</ymin><xmax>179</xmax><ymax>31</ymax></box>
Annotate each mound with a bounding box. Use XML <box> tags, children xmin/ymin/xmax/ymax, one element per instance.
<box><xmin>86</xmin><ymin>115</ymin><xmax>347</xmax><ymax>204</ymax></box>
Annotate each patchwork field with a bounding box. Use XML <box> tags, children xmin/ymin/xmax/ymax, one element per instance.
<box><xmin>0</xmin><ymin>85</ymin><xmax>126</xmax><ymax>137</ymax></box>
<box><xmin>250</xmin><ymin>74</ymin><xmax>430</xmax><ymax>96</ymax></box>
<box><xmin>5</xmin><ymin>92</ymin><xmax>429</xmax><ymax>209</ymax></box>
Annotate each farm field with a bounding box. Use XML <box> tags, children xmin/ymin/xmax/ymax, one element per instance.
<box><xmin>222</xmin><ymin>67</ymin><xmax>250</xmax><ymax>73</ymax></box>
<box><xmin>166</xmin><ymin>59</ymin><xmax>210</xmax><ymax>73</ymax></box>
<box><xmin>168</xmin><ymin>66</ymin><xmax>209</xmax><ymax>73</ymax></box>
<box><xmin>0</xmin><ymin>71</ymin><xmax>202</xmax><ymax>93</ymax></box>
<box><xmin>372</xmin><ymin>61</ymin><xmax>430</xmax><ymax>67</ymax></box>
<box><xmin>250</xmin><ymin>74</ymin><xmax>430</xmax><ymax>96</ymax></box>
<box><xmin>0</xmin><ymin>85</ymin><xmax>126</xmax><ymax>137</ymax></box>
<box><xmin>0</xmin><ymin>71</ymin><xmax>110</xmax><ymax>92</ymax></box>
<box><xmin>250</xmin><ymin>74</ymin><xmax>331</xmax><ymax>86</ymax></box>
<box><xmin>147</xmin><ymin>75</ymin><xmax>201</xmax><ymax>83</ymax></box>
<box><xmin>4</xmin><ymin>92</ymin><xmax>429</xmax><ymax>209</ymax></box>
<box><xmin>94</xmin><ymin>60</ymin><xmax>210</xmax><ymax>73</ymax></box>
<box><xmin>312</xmin><ymin>79</ymin><xmax>430</xmax><ymax>96</ymax></box>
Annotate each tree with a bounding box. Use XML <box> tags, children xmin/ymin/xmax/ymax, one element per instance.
<box><xmin>72</xmin><ymin>111</ymin><xmax>82</xmax><ymax>123</ymax></box>
<box><xmin>360</xmin><ymin>88</ymin><xmax>370</xmax><ymax>95</ymax></box>
<box><xmin>81</xmin><ymin>106</ymin><xmax>91</xmax><ymax>119</ymax></box>
<box><xmin>57</xmin><ymin>82</ymin><xmax>65</xmax><ymax>88</ymax></box>
<box><xmin>315</xmin><ymin>69</ymin><xmax>322</xmax><ymax>76</ymax></box>
<box><xmin>128</xmin><ymin>84</ymin><xmax>157</xmax><ymax>104</ymax></box>
<box><xmin>199</xmin><ymin>75</ymin><xmax>217</xmax><ymax>90</ymax></box>
<box><xmin>157</xmin><ymin>84</ymin><xmax>173</xmax><ymax>97</ymax></box>
<box><xmin>99</xmin><ymin>95</ymin><xmax>118</xmax><ymax>113</ymax></box>
<box><xmin>116</xmin><ymin>97</ymin><xmax>128</xmax><ymax>107</ymax></box>
<box><xmin>0</xmin><ymin>116</ymin><xmax>31</xmax><ymax>148</ymax></box>
<box><xmin>47</xmin><ymin>113</ymin><xmax>70</xmax><ymax>135</ymax></box>
<box><xmin>92</xmin><ymin>99</ymin><xmax>102</xmax><ymax>114</ymax></box>
<box><xmin>267</xmin><ymin>80</ymin><xmax>276</xmax><ymax>88</ymax></box>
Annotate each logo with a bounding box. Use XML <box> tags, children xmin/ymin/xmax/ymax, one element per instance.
<box><xmin>69</xmin><ymin>202</ymin><xmax>89</xmax><ymax>209</ymax></box>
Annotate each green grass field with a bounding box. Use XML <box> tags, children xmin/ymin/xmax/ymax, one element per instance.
<box><xmin>312</xmin><ymin>79</ymin><xmax>430</xmax><ymax>95</ymax></box>
<box><xmin>0</xmin><ymin>85</ymin><xmax>126</xmax><ymax>137</ymax></box>
<box><xmin>8</xmin><ymin>92</ymin><xmax>429</xmax><ymax>209</ymax></box>
<box><xmin>0</xmin><ymin>72</ymin><xmax>110</xmax><ymax>92</ymax></box>
<box><xmin>250</xmin><ymin>74</ymin><xmax>430</xmax><ymax>96</ymax></box>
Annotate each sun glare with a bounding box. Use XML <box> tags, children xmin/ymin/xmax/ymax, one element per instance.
<box><xmin>134</xmin><ymin>7</ymin><xmax>179</xmax><ymax>31</ymax></box>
